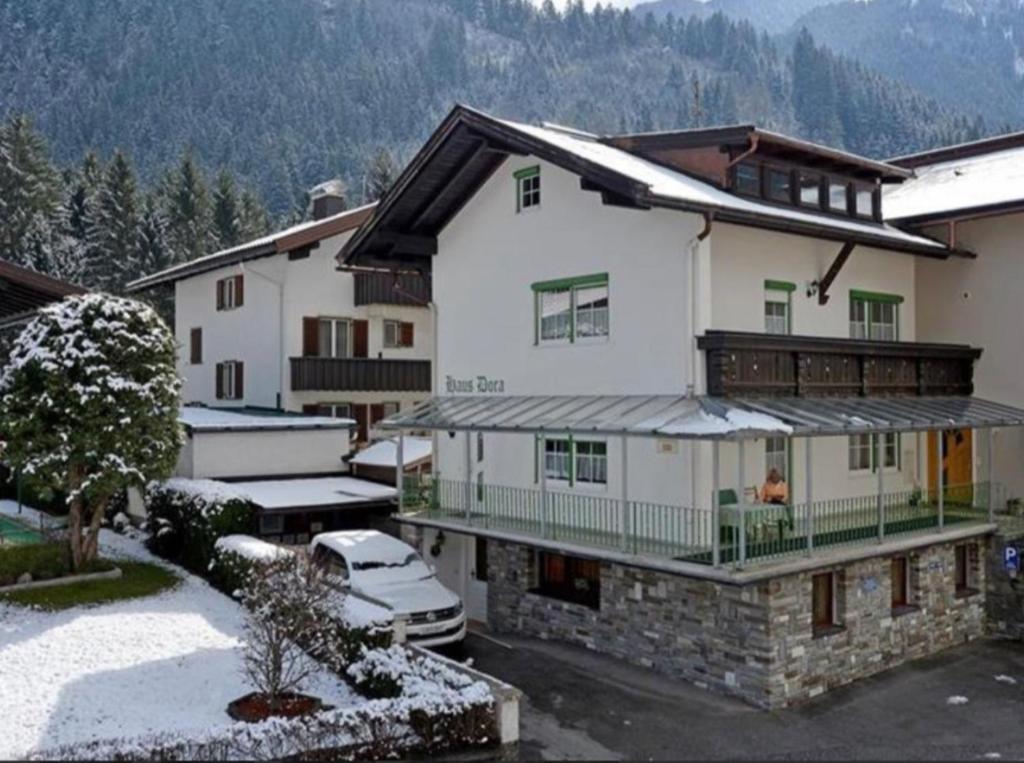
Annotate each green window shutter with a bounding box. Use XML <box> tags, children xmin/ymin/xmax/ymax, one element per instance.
<box><xmin>531</xmin><ymin>273</ymin><xmax>609</xmax><ymax>293</ymax></box>
<box><xmin>849</xmin><ymin>289</ymin><xmax>904</xmax><ymax>305</ymax></box>
<box><xmin>764</xmin><ymin>279</ymin><xmax>797</xmax><ymax>293</ymax></box>
<box><xmin>514</xmin><ymin>166</ymin><xmax>540</xmax><ymax>181</ymax></box>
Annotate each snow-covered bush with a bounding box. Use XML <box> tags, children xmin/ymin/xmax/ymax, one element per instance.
<box><xmin>0</xmin><ymin>294</ymin><xmax>182</xmax><ymax>570</ymax></box>
<box><xmin>208</xmin><ymin>535</ymin><xmax>289</xmax><ymax>596</ymax></box>
<box><xmin>145</xmin><ymin>479</ymin><xmax>256</xmax><ymax>576</ymax></box>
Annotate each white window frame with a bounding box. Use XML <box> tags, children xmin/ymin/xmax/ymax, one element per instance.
<box><xmin>574</xmin><ymin>439</ymin><xmax>608</xmax><ymax>487</ymax></box>
<box><xmin>516</xmin><ymin>166</ymin><xmax>541</xmax><ymax>213</ymax></box>
<box><xmin>318</xmin><ymin>403</ymin><xmax>352</xmax><ymax>419</ymax></box>
<box><xmin>318</xmin><ymin>317</ymin><xmax>353</xmax><ymax>359</ymax></box>
<box><xmin>542</xmin><ymin>436</ymin><xmax>608</xmax><ymax>489</ymax></box>
<box><xmin>220</xmin><ymin>361</ymin><xmax>241</xmax><ymax>401</ymax></box>
<box><xmin>383</xmin><ymin>319</ymin><xmax>409</xmax><ymax>349</ymax></box>
<box><xmin>848</xmin><ymin>432</ymin><xmax>900</xmax><ymax>473</ymax></box>
<box><xmin>544</xmin><ymin>438</ymin><xmax>573</xmax><ymax>483</ymax></box>
<box><xmin>534</xmin><ymin>275</ymin><xmax>610</xmax><ymax>346</ymax></box>
<box><xmin>849</xmin><ymin>292</ymin><xmax>901</xmax><ymax>342</ymax></box>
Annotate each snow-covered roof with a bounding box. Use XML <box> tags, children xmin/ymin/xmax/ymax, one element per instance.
<box><xmin>351</xmin><ymin>437</ymin><xmax>433</xmax><ymax>468</ymax></box>
<box><xmin>126</xmin><ymin>203</ymin><xmax>376</xmax><ymax>292</ymax></box>
<box><xmin>312</xmin><ymin>529</ymin><xmax>416</xmax><ymax>565</ymax></box>
<box><xmin>884</xmin><ymin>144</ymin><xmax>1024</xmax><ymax>222</ymax></box>
<box><xmin>503</xmin><ymin>118</ymin><xmax>944</xmax><ymax>252</ymax></box>
<box><xmin>179</xmin><ymin>406</ymin><xmax>354</xmax><ymax>433</ymax></box>
<box><xmin>227</xmin><ymin>477</ymin><xmax>396</xmax><ymax>511</ymax></box>
<box><xmin>214</xmin><ymin>533</ymin><xmax>291</xmax><ymax>562</ymax></box>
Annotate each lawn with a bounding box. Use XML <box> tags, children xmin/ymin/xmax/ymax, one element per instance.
<box><xmin>2</xmin><ymin>561</ymin><xmax>179</xmax><ymax>610</ymax></box>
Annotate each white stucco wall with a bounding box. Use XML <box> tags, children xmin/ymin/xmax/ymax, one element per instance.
<box><xmin>915</xmin><ymin>213</ymin><xmax>1024</xmax><ymax>500</ymax></box>
<box><xmin>175</xmin><ymin>428</ymin><xmax>351</xmax><ymax>480</ymax></box>
<box><xmin>173</xmin><ymin>229</ymin><xmax>433</xmax><ymax>417</ymax></box>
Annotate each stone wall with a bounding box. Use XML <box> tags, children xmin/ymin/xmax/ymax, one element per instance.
<box><xmin>986</xmin><ymin>529</ymin><xmax>1024</xmax><ymax>640</ymax></box>
<box><xmin>487</xmin><ymin>535</ymin><xmax>989</xmax><ymax>709</ymax></box>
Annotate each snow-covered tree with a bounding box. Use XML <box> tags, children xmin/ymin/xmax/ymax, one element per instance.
<box><xmin>212</xmin><ymin>168</ymin><xmax>242</xmax><ymax>249</ymax></box>
<box><xmin>0</xmin><ymin>294</ymin><xmax>182</xmax><ymax>569</ymax></box>
<box><xmin>364</xmin><ymin>148</ymin><xmax>399</xmax><ymax>203</ymax></box>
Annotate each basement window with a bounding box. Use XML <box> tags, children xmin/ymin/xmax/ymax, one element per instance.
<box><xmin>534</xmin><ymin>552</ymin><xmax>601</xmax><ymax>610</ymax></box>
<box><xmin>954</xmin><ymin>544</ymin><xmax>979</xmax><ymax>598</ymax></box>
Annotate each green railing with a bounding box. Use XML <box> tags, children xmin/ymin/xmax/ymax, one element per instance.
<box><xmin>402</xmin><ymin>476</ymin><xmax>997</xmax><ymax>569</ymax></box>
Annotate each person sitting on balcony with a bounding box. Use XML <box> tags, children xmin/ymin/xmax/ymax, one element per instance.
<box><xmin>759</xmin><ymin>468</ymin><xmax>789</xmax><ymax>505</ymax></box>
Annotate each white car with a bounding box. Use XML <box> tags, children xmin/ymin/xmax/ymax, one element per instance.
<box><xmin>310</xmin><ymin>530</ymin><xmax>466</xmax><ymax>648</ymax></box>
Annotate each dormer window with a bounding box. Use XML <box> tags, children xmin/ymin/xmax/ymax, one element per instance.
<box><xmin>766</xmin><ymin>168</ymin><xmax>793</xmax><ymax>204</ymax></box>
<box><xmin>828</xmin><ymin>180</ymin><xmax>849</xmax><ymax>214</ymax></box>
<box><xmin>734</xmin><ymin>162</ymin><xmax>760</xmax><ymax>197</ymax></box>
<box><xmin>798</xmin><ymin>172</ymin><xmax>823</xmax><ymax>208</ymax></box>
<box><xmin>854</xmin><ymin>184</ymin><xmax>876</xmax><ymax>219</ymax></box>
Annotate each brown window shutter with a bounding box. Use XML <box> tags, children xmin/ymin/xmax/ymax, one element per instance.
<box><xmin>302</xmin><ymin>317</ymin><xmax>320</xmax><ymax>357</ymax></box>
<box><xmin>400</xmin><ymin>322</ymin><xmax>414</xmax><ymax>348</ymax></box>
<box><xmin>353</xmin><ymin>405</ymin><xmax>369</xmax><ymax>443</ymax></box>
<box><xmin>216</xmin><ymin>280</ymin><xmax>224</xmax><ymax>311</ymax></box>
<box><xmin>353</xmin><ymin>319</ymin><xmax>369</xmax><ymax>358</ymax></box>
<box><xmin>370</xmin><ymin>403</ymin><xmax>385</xmax><ymax>424</ymax></box>
<box><xmin>215</xmin><ymin>363</ymin><xmax>224</xmax><ymax>399</ymax></box>
<box><xmin>235</xmin><ymin>275</ymin><xmax>245</xmax><ymax>307</ymax></box>
<box><xmin>190</xmin><ymin>328</ymin><xmax>203</xmax><ymax>364</ymax></box>
<box><xmin>235</xmin><ymin>362</ymin><xmax>244</xmax><ymax>400</ymax></box>
<box><xmin>302</xmin><ymin>404</ymin><xmax>320</xmax><ymax>415</ymax></box>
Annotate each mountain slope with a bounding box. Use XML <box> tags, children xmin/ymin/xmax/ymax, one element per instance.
<box><xmin>635</xmin><ymin>0</ymin><xmax>838</xmax><ymax>34</ymax></box>
<box><xmin>789</xmin><ymin>0</ymin><xmax>1024</xmax><ymax>126</ymax></box>
<box><xmin>0</xmin><ymin>0</ymin><xmax>988</xmax><ymax>213</ymax></box>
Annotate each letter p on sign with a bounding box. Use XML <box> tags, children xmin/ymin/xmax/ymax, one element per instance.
<box><xmin>1005</xmin><ymin>545</ymin><xmax>1020</xmax><ymax>575</ymax></box>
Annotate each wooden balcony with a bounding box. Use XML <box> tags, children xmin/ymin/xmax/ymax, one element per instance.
<box><xmin>290</xmin><ymin>357</ymin><xmax>431</xmax><ymax>393</ymax></box>
<box><xmin>697</xmin><ymin>331</ymin><xmax>981</xmax><ymax>398</ymax></box>
<box><xmin>353</xmin><ymin>272</ymin><xmax>431</xmax><ymax>307</ymax></box>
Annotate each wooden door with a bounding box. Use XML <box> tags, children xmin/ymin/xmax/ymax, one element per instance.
<box><xmin>927</xmin><ymin>429</ymin><xmax>973</xmax><ymax>503</ymax></box>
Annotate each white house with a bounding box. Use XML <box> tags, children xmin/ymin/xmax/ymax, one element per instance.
<box><xmin>341</xmin><ymin>106</ymin><xmax>1024</xmax><ymax>709</ymax></box>
<box><xmin>126</xmin><ymin>188</ymin><xmax>434</xmax><ymax>445</ymax></box>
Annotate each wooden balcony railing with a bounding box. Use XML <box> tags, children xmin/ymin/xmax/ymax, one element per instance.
<box><xmin>697</xmin><ymin>330</ymin><xmax>981</xmax><ymax>398</ymax></box>
<box><xmin>290</xmin><ymin>357</ymin><xmax>431</xmax><ymax>392</ymax></box>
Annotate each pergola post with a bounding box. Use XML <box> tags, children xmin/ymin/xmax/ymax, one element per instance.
<box><xmin>464</xmin><ymin>430</ymin><xmax>472</xmax><ymax>521</ymax></box>
<box><xmin>620</xmin><ymin>435</ymin><xmax>630</xmax><ymax>553</ymax></box>
<box><xmin>805</xmin><ymin>438</ymin><xmax>814</xmax><ymax>557</ymax></box>
<box><xmin>876</xmin><ymin>432</ymin><xmax>885</xmax><ymax>543</ymax></box>
<box><xmin>712</xmin><ymin>441</ymin><xmax>721</xmax><ymax>568</ymax></box>
<box><xmin>396</xmin><ymin>431</ymin><xmax>405</xmax><ymax>515</ymax></box>
<box><xmin>738</xmin><ymin>439</ymin><xmax>747</xmax><ymax>567</ymax></box>
<box><xmin>987</xmin><ymin>428</ymin><xmax>996</xmax><ymax>524</ymax></box>
<box><xmin>937</xmin><ymin>432</ymin><xmax>945</xmax><ymax>531</ymax></box>
<box><xmin>540</xmin><ymin>436</ymin><xmax>549</xmax><ymax>539</ymax></box>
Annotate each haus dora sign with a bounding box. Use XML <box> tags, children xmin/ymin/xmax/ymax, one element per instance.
<box><xmin>446</xmin><ymin>375</ymin><xmax>506</xmax><ymax>394</ymax></box>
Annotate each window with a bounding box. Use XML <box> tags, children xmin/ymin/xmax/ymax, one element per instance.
<box><xmin>189</xmin><ymin>327</ymin><xmax>203</xmax><ymax>365</ymax></box>
<box><xmin>733</xmin><ymin>162</ymin><xmax>760</xmax><ymax>196</ymax></box>
<box><xmin>891</xmin><ymin>556</ymin><xmax>910</xmax><ymax>610</ymax></box>
<box><xmin>812</xmin><ymin>572</ymin><xmax>839</xmax><ymax>635</ymax></box>
<box><xmin>315</xmin><ymin>403</ymin><xmax>352</xmax><ymax>419</ymax></box>
<box><xmin>259</xmin><ymin>513</ymin><xmax>284</xmax><ymax>536</ymax></box>
<box><xmin>850</xmin><ymin>291</ymin><xmax>902</xmax><ymax>341</ymax></box>
<box><xmin>766</xmin><ymin>436</ymin><xmax>788</xmax><ymax>480</ymax></box>
<box><xmin>848</xmin><ymin>432</ymin><xmax>900</xmax><ymax>472</ymax></box>
<box><xmin>318</xmin><ymin>318</ymin><xmax>352</xmax><ymax>358</ymax></box>
<box><xmin>855</xmin><ymin>186</ymin><xmax>876</xmax><ymax>219</ymax></box>
<box><xmin>798</xmin><ymin>171</ymin><xmax>823</xmax><ymax>208</ymax></box>
<box><xmin>474</xmin><ymin>538</ymin><xmax>489</xmax><ymax>583</ymax></box>
<box><xmin>216</xmin><ymin>361</ymin><xmax>243</xmax><ymax>401</ymax></box>
<box><xmin>766</xmin><ymin>167</ymin><xmax>793</xmax><ymax>203</ymax></box>
<box><xmin>764</xmin><ymin>280</ymin><xmax>794</xmax><ymax>335</ymax></box>
<box><xmin>545</xmin><ymin>439</ymin><xmax>572</xmax><ymax>482</ymax></box>
<box><xmin>954</xmin><ymin>544</ymin><xmax>977</xmax><ymax>597</ymax></box>
<box><xmin>534</xmin><ymin>274</ymin><xmax>609</xmax><ymax>344</ymax></box>
<box><xmin>828</xmin><ymin>180</ymin><xmax>849</xmax><ymax>213</ymax></box>
<box><xmin>575</xmin><ymin>440</ymin><xmax>608</xmax><ymax>485</ymax></box>
<box><xmin>535</xmin><ymin>552</ymin><xmax>601</xmax><ymax>609</ymax></box>
<box><xmin>516</xmin><ymin>166</ymin><xmax>541</xmax><ymax>212</ymax></box>
<box><xmin>384</xmin><ymin>320</ymin><xmax>414</xmax><ymax>349</ymax></box>
<box><xmin>216</xmin><ymin>275</ymin><xmax>244</xmax><ymax>311</ymax></box>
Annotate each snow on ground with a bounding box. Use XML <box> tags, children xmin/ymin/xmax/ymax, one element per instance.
<box><xmin>0</xmin><ymin>526</ymin><xmax>357</xmax><ymax>759</ymax></box>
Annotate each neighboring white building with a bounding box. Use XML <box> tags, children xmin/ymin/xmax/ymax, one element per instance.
<box><xmin>127</xmin><ymin>190</ymin><xmax>433</xmax><ymax>445</ymax></box>
<box><xmin>340</xmin><ymin>106</ymin><xmax>1024</xmax><ymax>709</ymax></box>
<box><xmin>887</xmin><ymin>132</ymin><xmax>1024</xmax><ymax>502</ymax></box>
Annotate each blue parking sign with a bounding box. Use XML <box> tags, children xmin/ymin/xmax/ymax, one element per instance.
<box><xmin>1005</xmin><ymin>545</ymin><xmax>1020</xmax><ymax>573</ymax></box>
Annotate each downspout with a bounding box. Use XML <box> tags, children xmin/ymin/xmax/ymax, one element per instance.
<box><xmin>725</xmin><ymin>133</ymin><xmax>760</xmax><ymax>170</ymax></box>
<box><xmin>687</xmin><ymin>212</ymin><xmax>714</xmax><ymax>512</ymax></box>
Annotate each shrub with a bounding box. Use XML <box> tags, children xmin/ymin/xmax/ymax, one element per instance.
<box><xmin>0</xmin><ymin>543</ymin><xmax>70</xmax><ymax>585</ymax></box>
<box><xmin>144</xmin><ymin>479</ymin><xmax>256</xmax><ymax>576</ymax></box>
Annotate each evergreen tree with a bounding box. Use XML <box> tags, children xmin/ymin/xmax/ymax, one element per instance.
<box><xmin>0</xmin><ymin>114</ymin><xmax>62</xmax><ymax>263</ymax></box>
<box><xmin>212</xmin><ymin>168</ymin><xmax>242</xmax><ymax>249</ymax></box>
<box><xmin>364</xmin><ymin>148</ymin><xmax>399</xmax><ymax>203</ymax></box>
<box><xmin>237</xmin><ymin>189</ymin><xmax>271</xmax><ymax>242</ymax></box>
<box><xmin>84</xmin><ymin>150</ymin><xmax>140</xmax><ymax>292</ymax></box>
<box><xmin>163</xmin><ymin>149</ymin><xmax>214</xmax><ymax>264</ymax></box>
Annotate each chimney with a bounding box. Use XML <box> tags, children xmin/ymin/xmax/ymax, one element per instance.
<box><xmin>310</xmin><ymin>180</ymin><xmax>347</xmax><ymax>220</ymax></box>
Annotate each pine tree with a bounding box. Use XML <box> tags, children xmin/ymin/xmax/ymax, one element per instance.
<box><xmin>84</xmin><ymin>150</ymin><xmax>140</xmax><ymax>292</ymax></box>
<box><xmin>237</xmin><ymin>189</ymin><xmax>271</xmax><ymax>242</ymax></box>
<box><xmin>364</xmin><ymin>148</ymin><xmax>399</xmax><ymax>203</ymax></box>
<box><xmin>0</xmin><ymin>114</ymin><xmax>63</xmax><ymax>264</ymax></box>
<box><xmin>163</xmin><ymin>149</ymin><xmax>214</xmax><ymax>264</ymax></box>
<box><xmin>212</xmin><ymin>168</ymin><xmax>242</xmax><ymax>249</ymax></box>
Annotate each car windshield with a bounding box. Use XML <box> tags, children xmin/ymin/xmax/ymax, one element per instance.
<box><xmin>351</xmin><ymin>551</ymin><xmax>420</xmax><ymax>571</ymax></box>
<box><xmin>350</xmin><ymin>551</ymin><xmax>432</xmax><ymax>585</ymax></box>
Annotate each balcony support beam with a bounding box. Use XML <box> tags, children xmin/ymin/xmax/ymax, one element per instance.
<box><xmin>397</xmin><ymin>430</ymin><xmax>405</xmax><ymax>515</ymax></box>
<box><xmin>465</xmin><ymin>430</ymin><xmax>472</xmax><ymax>521</ymax></box>
<box><xmin>817</xmin><ymin>241</ymin><xmax>856</xmax><ymax>306</ymax></box>
<box><xmin>712</xmin><ymin>441</ymin><xmax>721</xmax><ymax>568</ymax></box>
<box><xmin>805</xmin><ymin>438</ymin><xmax>814</xmax><ymax>556</ymax></box>
<box><xmin>877</xmin><ymin>432</ymin><xmax>885</xmax><ymax>543</ymax></box>
<box><xmin>738</xmin><ymin>440</ymin><xmax>747</xmax><ymax>568</ymax></box>
<box><xmin>620</xmin><ymin>435</ymin><xmax>630</xmax><ymax>553</ymax></box>
<box><xmin>540</xmin><ymin>436</ymin><xmax>549</xmax><ymax>539</ymax></box>
<box><xmin>987</xmin><ymin>428</ymin><xmax>996</xmax><ymax>523</ymax></box>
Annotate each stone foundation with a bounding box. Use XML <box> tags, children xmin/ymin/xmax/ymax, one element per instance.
<box><xmin>487</xmin><ymin>535</ymin><xmax>989</xmax><ymax>709</ymax></box>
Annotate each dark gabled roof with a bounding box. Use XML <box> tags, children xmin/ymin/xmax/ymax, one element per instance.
<box><xmin>125</xmin><ymin>203</ymin><xmax>376</xmax><ymax>292</ymax></box>
<box><xmin>339</xmin><ymin>106</ymin><xmax>958</xmax><ymax>272</ymax></box>
<box><xmin>606</xmin><ymin>125</ymin><xmax>912</xmax><ymax>181</ymax></box>
<box><xmin>0</xmin><ymin>259</ymin><xmax>86</xmax><ymax>324</ymax></box>
<box><xmin>889</xmin><ymin>130</ymin><xmax>1024</xmax><ymax>169</ymax></box>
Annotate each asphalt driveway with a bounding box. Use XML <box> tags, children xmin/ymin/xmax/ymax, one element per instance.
<box><xmin>459</xmin><ymin>632</ymin><xmax>1024</xmax><ymax>760</ymax></box>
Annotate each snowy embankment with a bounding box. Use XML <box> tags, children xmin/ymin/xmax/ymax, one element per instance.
<box><xmin>0</xmin><ymin>524</ymin><xmax>357</xmax><ymax>759</ymax></box>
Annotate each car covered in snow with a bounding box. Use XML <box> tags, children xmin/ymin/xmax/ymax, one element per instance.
<box><xmin>310</xmin><ymin>530</ymin><xmax>466</xmax><ymax>648</ymax></box>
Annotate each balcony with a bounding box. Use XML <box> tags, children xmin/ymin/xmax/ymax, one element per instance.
<box><xmin>290</xmin><ymin>357</ymin><xmax>431</xmax><ymax>393</ymax></box>
<box><xmin>353</xmin><ymin>272</ymin><xmax>431</xmax><ymax>307</ymax></box>
<box><xmin>401</xmin><ymin>477</ymin><xmax>998</xmax><ymax>570</ymax></box>
<box><xmin>697</xmin><ymin>330</ymin><xmax>980</xmax><ymax>398</ymax></box>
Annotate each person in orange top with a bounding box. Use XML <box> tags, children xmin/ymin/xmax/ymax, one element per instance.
<box><xmin>759</xmin><ymin>468</ymin><xmax>789</xmax><ymax>505</ymax></box>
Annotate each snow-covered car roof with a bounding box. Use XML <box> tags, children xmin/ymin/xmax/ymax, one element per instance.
<box><xmin>350</xmin><ymin>437</ymin><xmax>432</xmax><ymax>468</ymax></box>
<box><xmin>312</xmin><ymin>529</ymin><xmax>417</xmax><ymax>565</ymax></box>
<box><xmin>179</xmin><ymin>406</ymin><xmax>354</xmax><ymax>433</ymax></box>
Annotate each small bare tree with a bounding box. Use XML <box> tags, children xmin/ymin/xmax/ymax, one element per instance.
<box><xmin>238</xmin><ymin>551</ymin><xmax>338</xmax><ymax>712</ymax></box>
